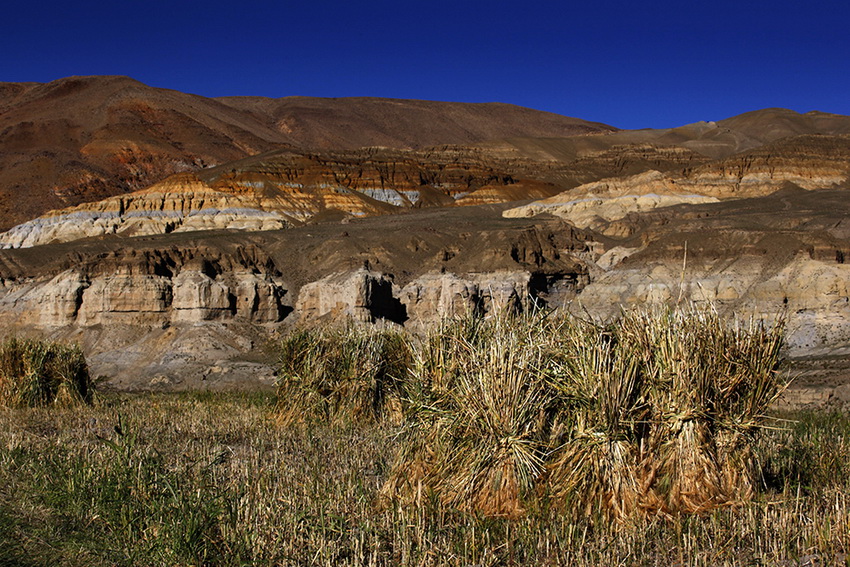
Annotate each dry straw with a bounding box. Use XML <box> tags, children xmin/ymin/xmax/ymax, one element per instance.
<box><xmin>379</xmin><ymin>304</ymin><xmax>787</xmax><ymax>522</ymax></box>
<box><xmin>0</xmin><ymin>337</ymin><xmax>93</xmax><ymax>408</ymax></box>
<box><xmin>275</xmin><ymin>324</ymin><xmax>413</xmax><ymax>427</ymax></box>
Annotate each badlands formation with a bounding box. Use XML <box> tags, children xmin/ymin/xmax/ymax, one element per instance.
<box><xmin>1</xmin><ymin>76</ymin><xmax>849</xmax><ymax>405</ymax></box>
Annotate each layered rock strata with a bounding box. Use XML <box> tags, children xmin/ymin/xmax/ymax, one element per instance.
<box><xmin>0</xmin><ymin>138</ymin><xmax>722</xmax><ymax>249</ymax></box>
<box><xmin>673</xmin><ymin>135</ymin><xmax>850</xmax><ymax>198</ymax></box>
<box><xmin>0</xmin><ymin>250</ymin><xmax>289</xmax><ymax>330</ymax></box>
<box><xmin>0</xmin><ymin>211</ymin><xmax>593</xmax><ymax>389</ymax></box>
<box><xmin>10</xmin><ymin>132</ymin><xmax>844</xmax><ymax>250</ymax></box>
<box><xmin>2</xmin><ymin>185</ymin><xmax>850</xmax><ymax>403</ymax></box>
<box><xmin>294</xmin><ymin>269</ymin><xmax>588</xmax><ymax>327</ymax></box>
<box><xmin>503</xmin><ymin>170</ymin><xmax>720</xmax><ymax>234</ymax></box>
<box><xmin>0</xmin><ymin>75</ymin><xmax>616</xmax><ymax>230</ymax></box>
<box><xmin>0</xmin><ymin>146</ymin><xmax>558</xmax><ymax>249</ymax></box>
<box><xmin>506</xmin><ymin>135</ymin><xmax>850</xmax><ymax>222</ymax></box>
<box><xmin>570</xmin><ymin>187</ymin><xmax>850</xmax><ymax>358</ymax></box>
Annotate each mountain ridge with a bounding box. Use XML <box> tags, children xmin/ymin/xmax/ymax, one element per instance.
<box><xmin>0</xmin><ymin>75</ymin><xmax>615</xmax><ymax>230</ymax></box>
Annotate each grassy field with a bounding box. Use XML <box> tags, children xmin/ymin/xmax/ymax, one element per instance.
<box><xmin>1</xmin><ymin>392</ymin><xmax>848</xmax><ymax>566</ymax></box>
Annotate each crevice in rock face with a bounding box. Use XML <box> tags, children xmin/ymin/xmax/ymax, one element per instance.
<box><xmin>528</xmin><ymin>273</ymin><xmax>553</xmax><ymax>309</ymax></box>
<box><xmin>247</xmin><ymin>287</ymin><xmax>260</xmax><ymax>314</ymax></box>
<box><xmin>527</xmin><ymin>271</ymin><xmax>587</xmax><ymax>311</ymax></box>
<box><xmin>199</xmin><ymin>259</ymin><xmax>220</xmax><ymax>279</ymax></box>
<box><xmin>71</xmin><ymin>278</ymin><xmax>90</xmax><ymax>319</ymax></box>
<box><xmin>471</xmin><ymin>290</ymin><xmax>488</xmax><ymax>317</ymax></box>
<box><xmin>365</xmin><ymin>277</ymin><xmax>408</xmax><ymax>324</ymax></box>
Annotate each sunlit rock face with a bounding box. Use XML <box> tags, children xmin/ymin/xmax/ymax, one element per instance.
<box><xmin>0</xmin><ymin>146</ymin><xmax>548</xmax><ymax>249</ymax></box>
<box><xmin>504</xmin><ymin>170</ymin><xmax>720</xmax><ymax>234</ymax></box>
<box><xmin>295</xmin><ymin>269</ymin><xmax>405</xmax><ymax>324</ymax></box>
<box><xmin>0</xmin><ymin>246</ymin><xmax>291</xmax><ymax>330</ymax></box>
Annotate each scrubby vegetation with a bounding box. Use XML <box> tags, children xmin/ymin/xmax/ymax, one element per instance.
<box><xmin>280</xmin><ymin>307</ymin><xmax>787</xmax><ymax>521</ymax></box>
<box><xmin>1</xmin><ymin>308</ymin><xmax>848</xmax><ymax>565</ymax></box>
<box><xmin>0</xmin><ymin>337</ymin><xmax>92</xmax><ymax>408</ymax></box>
<box><xmin>276</xmin><ymin>326</ymin><xmax>412</xmax><ymax>427</ymax></box>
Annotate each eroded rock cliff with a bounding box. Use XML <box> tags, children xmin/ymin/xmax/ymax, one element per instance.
<box><xmin>505</xmin><ymin>135</ymin><xmax>850</xmax><ymax>234</ymax></box>
<box><xmin>0</xmin><ymin>208</ymin><xmax>593</xmax><ymax>389</ymax></box>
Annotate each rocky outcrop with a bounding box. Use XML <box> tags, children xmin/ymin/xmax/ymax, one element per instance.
<box><xmin>4</xmin><ymin>268</ymin><xmax>288</xmax><ymax>329</ymax></box>
<box><xmin>399</xmin><ymin>272</ymin><xmax>519</xmax><ymax>320</ymax></box>
<box><xmin>504</xmin><ymin>170</ymin><xmax>719</xmax><ymax>233</ymax></box>
<box><xmin>295</xmin><ymin>269</ymin><xmax>405</xmax><ymax>324</ymax></box>
<box><xmin>674</xmin><ymin>135</ymin><xmax>850</xmax><ymax>198</ymax></box>
<box><xmin>2</xmin><ymin>180</ymin><xmax>850</xmax><ymax>400</ymax></box>
<box><xmin>0</xmin><ymin>208</ymin><xmax>597</xmax><ymax>389</ymax></box>
<box><xmin>398</xmin><ymin>270</ymin><xmax>587</xmax><ymax>323</ymax></box>
<box><xmin>0</xmin><ymin>246</ymin><xmax>290</xmax><ymax>330</ymax></box>
<box><xmin>77</xmin><ymin>274</ymin><xmax>173</xmax><ymax>326</ymax></box>
<box><xmin>7</xmin><ymin>130</ymin><xmax>849</xmax><ymax>249</ymax></box>
<box><xmin>294</xmin><ymin>268</ymin><xmax>589</xmax><ymax>328</ymax></box>
<box><xmin>575</xmin><ymin>254</ymin><xmax>850</xmax><ymax>357</ymax></box>
<box><xmin>0</xmin><ymin>173</ymin><xmax>295</xmax><ymax>249</ymax></box>
<box><xmin>453</xmin><ymin>180</ymin><xmax>563</xmax><ymax>206</ymax></box>
<box><xmin>506</xmin><ymin>136</ymin><xmax>850</xmax><ymax>236</ymax></box>
<box><xmin>570</xmin><ymin>187</ymin><xmax>850</xmax><ymax>358</ymax></box>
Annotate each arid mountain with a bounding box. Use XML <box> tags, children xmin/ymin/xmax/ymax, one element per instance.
<box><xmin>482</xmin><ymin>108</ymin><xmax>850</xmax><ymax>162</ymax></box>
<box><xmin>0</xmin><ymin>76</ymin><xmax>291</xmax><ymax>229</ymax></box>
<box><xmin>0</xmin><ymin>75</ymin><xmax>614</xmax><ymax>230</ymax></box>
<box><xmin>215</xmin><ymin>95</ymin><xmax>615</xmax><ymax>149</ymax></box>
<box><xmin>8</xmin><ymin>129</ymin><xmax>847</xmax><ymax>250</ymax></box>
<box><xmin>2</xmin><ymin>74</ymin><xmax>846</xmax><ymax>237</ymax></box>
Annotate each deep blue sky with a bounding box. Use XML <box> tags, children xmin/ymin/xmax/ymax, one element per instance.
<box><xmin>3</xmin><ymin>0</ymin><xmax>848</xmax><ymax>129</ymax></box>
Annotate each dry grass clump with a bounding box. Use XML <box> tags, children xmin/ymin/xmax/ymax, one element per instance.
<box><xmin>383</xmin><ymin>305</ymin><xmax>787</xmax><ymax>522</ymax></box>
<box><xmin>275</xmin><ymin>325</ymin><xmax>412</xmax><ymax>426</ymax></box>
<box><xmin>382</xmin><ymin>314</ymin><xmax>569</xmax><ymax>517</ymax></box>
<box><xmin>0</xmin><ymin>336</ymin><xmax>93</xmax><ymax>408</ymax></box>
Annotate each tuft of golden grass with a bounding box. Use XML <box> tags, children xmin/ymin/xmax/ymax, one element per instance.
<box><xmin>275</xmin><ymin>324</ymin><xmax>413</xmax><ymax>427</ymax></box>
<box><xmin>0</xmin><ymin>337</ymin><xmax>93</xmax><ymax>408</ymax></box>
<box><xmin>377</xmin><ymin>305</ymin><xmax>788</xmax><ymax>522</ymax></box>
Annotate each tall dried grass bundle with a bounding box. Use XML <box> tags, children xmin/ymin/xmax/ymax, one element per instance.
<box><xmin>275</xmin><ymin>325</ymin><xmax>412</xmax><ymax>426</ymax></box>
<box><xmin>381</xmin><ymin>314</ymin><xmax>506</xmax><ymax>504</ymax></box>
<box><xmin>384</xmin><ymin>304</ymin><xmax>786</xmax><ymax>522</ymax></box>
<box><xmin>0</xmin><ymin>337</ymin><xmax>93</xmax><ymax>408</ymax></box>
<box><xmin>414</xmin><ymin>312</ymin><xmax>493</xmax><ymax>395</ymax></box>
<box><xmin>384</xmin><ymin>314</ymin><xmax>561</xmax><ymax>517</ymax></box>
<box><xmin>542</xmin><ymin>314</ymin><xmax>650</xmax><ymax>522</ymax></box>
<box><xmin>546</xmin><ymin>305</ymin><xmax>786</xmax><ymax>520</ymax></box>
